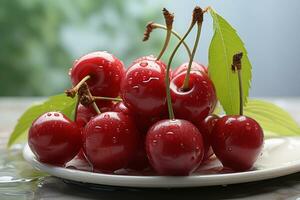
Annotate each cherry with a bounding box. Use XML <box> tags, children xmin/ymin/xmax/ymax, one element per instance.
<box><xmin>195</xmin><ymin>114</ymin><xmax>220</xmax><ymax>160</ymax></box>
<box><xmin>211</xmin><ymin>115</ymin><xmax>263</xmax><ymax>171</ymax></box>
<box><xmin>146</xmin><ymin>119</ymin><xmax>204</xmax><ymax>175</ymax></box>
<box><xmin>83</xmin><ymin>112</ymin><xmax>139</xmax><ymax>172</ymax></box>
<box><xmin>121</xmin><ymin>57</ymin><xmax>167</xmax><ymax>117</ymax></box>
<box><xmin>170</xmin><ymin>71</ymin><xmax>217</xmax><ymax>122</ymax></box>
<box><xmin>211</xmin><ymin>52</ymin><xmax>264</xmax><ymax>171</ymax></box>
<box><xmin>28</xmin><ymin>112</ymin><xmax>81</xmax><ymax>166</ymax></box>
<box><xmin>146</xmin><ymin>7</ymin><xmax>205</xmax><ymax>176</ymax></box>
<box><xmin>70</xmin><ymin>51</ymin><xmax>125</xmax><ymax>100</ymax></box>
<box><xmin>172</xmin><ymin>62</ymin><xmax>207</xmax><ymax>79</ymax></box>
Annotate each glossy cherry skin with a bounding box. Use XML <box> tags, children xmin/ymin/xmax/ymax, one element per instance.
<box><xmin>195</xmin><ymin>114</ymin><xmax>220</xmax><ymax>160</ymax></box>
<box><xmin>172</xmin><ymin>62</ymin><xmax>207</xmax><ymax>78</ymax></box>
<box><xmin>70</xmin><ymin>51</ymin><xmax>125</xmax><ymax>99</ymax></box>
<box><xmin>211</xmin><ymin>115</ymin><xmax>264</xmax><ymax>171</ymax></box>
<box><xmin>170</xmin><ymin>71</ymin><xmax>217</xmax><ymax>123</ymax></box>
<box><xmin>146</xmin><ymin>119</ymin><xmax>204</xmax><ymax>176</ymax></box>
<box><xmin>28</xmin><ymin>112</ymin><xmax>81</xmax><ymax>166</ymax></box>
<box><xmin>121</xmin><ymin>58</ymin><xmax>166</xmax><ymax>117</ymax></box>
<box><xmin>83</xmin><ymin>112</ymin><xmax>139</xmax><ymax>172</ymax></box>
<box><xmin>133</xmin><ymin>55</ymin><xmax>166</xmax><ymax>69</ymax></box>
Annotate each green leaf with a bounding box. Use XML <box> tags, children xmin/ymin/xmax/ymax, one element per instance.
<box><xmin>244</xmin><ymin>99</ymin><xmax>300</xmax><ymax>137</ymax></box>
<box><xmin>208</xmin><ymin>9</ymin><xmax>252</xmax><ymax>115</ymax></box>
<box><xmin>7</xmin><ymin>94</ymin><xmax>76</xmax><ymax>148</ymax></box>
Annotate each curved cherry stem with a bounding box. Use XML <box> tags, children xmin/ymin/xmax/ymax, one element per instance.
<box><xmin>78</xmin><ymin>83</ymin><xmax>101</xmax><ymax>115</ymax></box>
<box><xmin>165</xmin><ymin>7</ymin><xmax>201</xmax><ymax>119</ymax></box>
<box><xmin>147</xmin><ymin>23</ymin><xmax>192</xmax><ymax>59</ymax></box>
<box><xmin>156</xmin><ymin>8</ymin><xmax>174</xmax><ymax>61</ymax></box>
<box><xmin>231</xmin><ymin>52</ymin><xmax>244</xmax><ymax>115</ymax></box>
<box><xmin>182</xmin><ymin>8</ymin><xmax>203</xmax><ymax>91</ymax></box>
<box><xmin>65</xmin><ymin>75</ymin><xmax>91</xmax><ymax>98</ymax></box>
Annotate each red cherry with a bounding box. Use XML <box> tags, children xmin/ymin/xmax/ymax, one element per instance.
<box><xmin>83</xmin><ymin>112</ymin><xmax>139</xmax><ymax>172</ymax></box>
<box><xmin>195</xmin><ymin>114</ymin><xmax>220</xmax><ymax>160</ymax></box>
<box><xmin>121</xmin><ymin>58</ymin><xmax>166</xmax><ymax>117</ymax></box>
<box><xmin>28</xmin><ymin>112</ymin><xmax>81</xmax><ymax>166</ymax></box>
<box><xmin>172</xmin><ymin>62</ymin><xmax>207</xmax><ymax>78</ymax></box>
<box><xmin>170</xmin><ymin>71</ymin><xmax>217</xmax><ymax>122</ymax></box>
<box><xmin>76</xmin><ymin>104</ymin><xmax>97</xmax><ymax>128</ymax></box>
<box><xmin>70</xmin><ymin>51</ymin><xmax>125</xmax><ymax>100</ymax></box>
<box><xmin>146</xmin><ymin>119</ymin><xmax>204</xmax><ymax>175</ymax></box>
<box><xmin>211</xmin><ymin>115</ymin><xmax>264</xmax><ymax>171</ymax></box>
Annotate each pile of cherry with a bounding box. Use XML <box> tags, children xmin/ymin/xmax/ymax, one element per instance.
<box><xmin>28</xmin><ymin>6</ymin><xmax>264</xmax><ymax>176</ymax></box>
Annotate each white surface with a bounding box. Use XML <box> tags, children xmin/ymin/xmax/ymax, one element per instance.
<box><xmin>23</xmin><ymin>137</ymin><xmax>300</xmax><ymax>188</ymax></box>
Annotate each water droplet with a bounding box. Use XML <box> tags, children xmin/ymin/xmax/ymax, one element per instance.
<box><xmin>152</xmin><ymin>140</ymin><xmax>158</xmax><ymax>145</ymax></box>
<box><xmin>128</xmin><ymin>77</ymin><xmax>133</xmax><ymax>85</ymax></box>
<box><xmin>140</xmin><ymin>61</ymin><xmax>148</xmax><ymax>67</ymax></box>
<box><xmin>116</xmin><ymin>128</ymin><xmax>120</xmax><ymax>133</ymax></box>
<box><xmin>191</xmin><ymin>156</ymin><xmax>195</xmax><ymax>161</ymax></box>
<box><xmin>132</xmin><ymin>85</ymin><xmax>139</xmax><ymax>91</ymax></box>
<box><xmin>245</xmin><ymin>126</ymin><xmax>251</xmax><ymax>131</ymax></box>
<box><xmin>143</xmin><ymin>77</ymin><xmax>159</xmax><ymax>84</ymax></box>
<box><xmin>54</xmin><ymin>113</ymin><xmax>60</xmax><ymax>117</ymax></box>
<box><xmin>95</xmin><ymin>126</ymin><xmax>102</xmax><ymax>130</ymax></box>
<box><xmin>115</xmin><ymin>74</ymin><xmax>120</xmax><ymax>81</ymax></box>
<box><xmin>125</xmin><ymin>128</ymin><xmax>129</xmax><ymax>132</ymax></box>
<box><xmin>227</xmin><ymin>147</ymin><xmax>232</xmax><ymax>152</ymax></box>
<box><xmin>47</xmin><ymin>113</ymin><xmax>52</xmax><ymax>116</ymax></box>
<box><xmin>192</xmin><ymin>137</ymin><xmax>196</xmax><ymax>142</ymax></box>
<box><xmin>112</xmin><ymin>136</ymin><xmax>117</xmax><ymax>144</ymax></box>
<box><xmin>134</xmin><ymin>72</ymin><xmax>138</xmax><ymax>77</ymax></box>
<box><xmin>180</xmin><ymin>143</ymin><xmax>184</xmax><ymax>148</ymax></box>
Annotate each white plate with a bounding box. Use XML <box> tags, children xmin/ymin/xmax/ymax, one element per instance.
<box><xmin>23</xmin><ymin>137</ymin><xmax>300</xmax><ymax>188</ymax></box>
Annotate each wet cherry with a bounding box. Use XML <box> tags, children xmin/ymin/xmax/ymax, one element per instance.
<box><xmin>211</xmin><ymin>52</ymin><xmax>264</xmax><ymax>171</ymax></box>
<box><xmin>211</xmin><ymin>115</ymin><xmax>264</xmax><ymax>171</ymax></box>
<box><xmin>28</xmin><ymin>112</ymin><xmax>81</xmax><ymax>166</ymax></box>
<box><xmin>121</xmin><ymin>59</ymin><xmax>166</xmax><ymax>117</ymax></box>
<box><xmin>146</xmin><ymin>119</ymin><xmax>204</xmax><ymax>175</ymax></box>
<box><xmin>83</xmin><ymin>112</ymin><xmax>139</xmax><ymax>172</ymax></box>
<box><xmin>70</xmin><ymin>51</ymin><xmax>125</xmax><ymax>100</ymax></box>
<box><xmin>170</xmin><ymin>71</ymin><xmax>217</xmax><ymax>122</ymax></box>
<box><xmin>76</xmin><ymin>104</ymin><xmax>97</xmax><ymax>128</ymax></box>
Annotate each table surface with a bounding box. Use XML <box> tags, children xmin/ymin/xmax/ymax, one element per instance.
<box><xmin>1</xmin><ymin>97</ymin><xmax>300</xmax><ymax>200</ymax></box>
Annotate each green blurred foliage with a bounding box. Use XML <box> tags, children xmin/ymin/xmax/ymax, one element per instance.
<box><xmin>0</xmin><ymin>0</ymin><xmax>170</xmax><ymax>96</ymax></box>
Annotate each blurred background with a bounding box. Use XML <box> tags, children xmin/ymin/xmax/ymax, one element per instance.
<box><xmin>0</xmin><ymin>0</ymin><xmax>299</xmax><ymax>97</ymax></box>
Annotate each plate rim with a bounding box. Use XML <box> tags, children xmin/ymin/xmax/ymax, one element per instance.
<box><xmin>23</xmin><ymin>138</ymin><xmax>300</xmax><ymax>188</ymax></box>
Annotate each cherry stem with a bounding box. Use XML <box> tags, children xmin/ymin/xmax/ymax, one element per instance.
<box><xmin>146</xmin><ymin>23</ymin><xmax>192</xmax><ymax>59</ymax></box>
<box><xmin>182</xmin><ymin>8</ymin><xmax>203</xmax><ymax>90</ymax></box>
<box><xmin>165</xmin><ymin>7</ymin><xmax>201</xmax><ymax>120</ymax></box>
<box><xmin>156</xmin><ymin>8</ymin><xmax>174</xmax><ymax>61</ymax></box>
<box><xmin>231</xmin><ymin>52</ymin><xmax>244</xmax><ymax>115</ymax></box>
<box><xmin>65</xmin><ymin>75</ymin><xmax>91</xmax><ymax>98</ymax></box>
<box><xmin>93</xmin><ymin>96</ymin><xmax>122</xmax><ymax>102</ymax></box>
<box><xmin>74</xmin><ymin>95</ymin><xmax>80</xmax><ymax>121</ymax></box>
<box><xmin>78</xmin><ymin>83</ymin><xmax>101</xmax><ymax>115</ymax></box>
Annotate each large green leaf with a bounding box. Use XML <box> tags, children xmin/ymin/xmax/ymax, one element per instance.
<box><xmin>209</xmin><ymin>9</ymin><xmax>252</xmax><ymax>115</ymax></box>
<box><xmin>7</xmin><ymin>94</ymin><xmax>76</xmax><ymax>148</ymax></box>
<box><xmin>244</xmin><ymin>99</ymin><xmax>300</xmax><ymax>137</ymax></box>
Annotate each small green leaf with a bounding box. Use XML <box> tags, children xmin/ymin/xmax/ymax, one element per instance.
<box><xmin>7</xmin><ymin>94</ymin><xmax>76</xmax><ymax>148</ymax></box>
<box><xmin>244</xmin><ymin>99</ymin><xmax>300</xmax><ymax>137</ymax></box>
<box><xmin>209</xmin><ymin>9</ymin><xmax>252</xmax><ymax>115</ymax></box>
